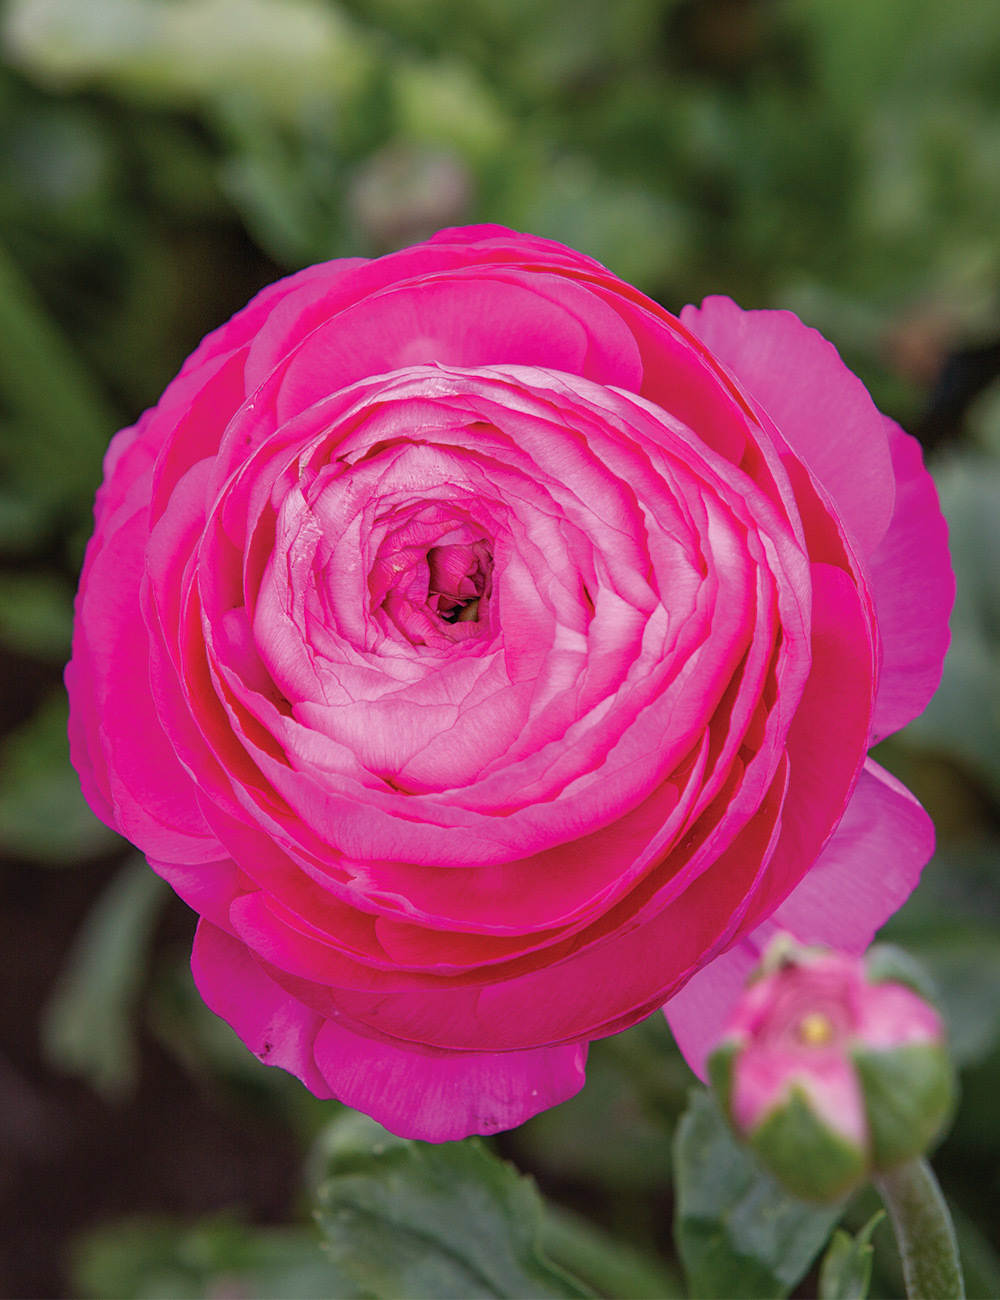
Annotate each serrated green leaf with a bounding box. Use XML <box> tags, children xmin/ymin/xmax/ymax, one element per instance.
<box><xmin>819</xmin><ymin>1212</ymin><xmax>884</xmax><ymax>1300</ymax></box>
<box><xmin>41</xmin><ymin>856</ymin><xmax>168</xmax><ymax>1097</ymax></box>
<box><xmin>314</xmin><ymin>1111</ymin><xmax>592</xmax><ymax>1299</ymax></box>
<box><xmin>673</xmin><ymin>1089</ymin><xmax>842</xmax><ymax>1299</ymax></box>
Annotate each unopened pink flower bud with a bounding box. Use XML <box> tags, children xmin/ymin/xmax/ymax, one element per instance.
<box><xmin>707</xmin><ymin>939</ymin><xmax>954</xmax><ymax>1202</ymax></box>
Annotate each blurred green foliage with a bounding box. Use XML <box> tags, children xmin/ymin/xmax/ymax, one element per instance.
<box><xmin>74</xmin><ymin>1212</ymin><xmax>344</xmax><ymax>1300</ymax></box>
<box><xmin>1</xmin><ymin>0</ymin><xmax>999</xmax><ymax>1296</ymax></box>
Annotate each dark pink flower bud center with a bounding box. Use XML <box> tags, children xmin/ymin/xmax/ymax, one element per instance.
<box><xmin>427</xmin><ymin>540</ymin><xmax>493</xmax><ymax>624</ymax></box>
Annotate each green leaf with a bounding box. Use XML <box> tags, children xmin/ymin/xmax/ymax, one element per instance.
<box><xmin>673</xmin><ymin>1088</ymin><xmax>842</xmax><ymax>1299</ymax></box>
<box><xmin>41</xmin><ymin>855</ymin><xmax>168</xmax><ymax>1097</ymax></box>
<box><xmin>0</xmin><ymin>689</ymin><xmax>121</xmax><ymax>864</ymax></box>
<box><xmin>3</xmin><ymin>0</ymin><xmax>372</xmax><ymax>117</ymax></box>
<box><xmin>819</xmin><ymin>1212</ymin><xmax>884</xmax><ymax>1300</ymax></box>
<box><xmin>73</xmin><ymin>1213</ymin><xmax>345</xmax><ymax>1300</ymax></box>
<box><xmin>314</xmin><ymin>1110</ymin><xmax>592</xmax><ymax>1299</ymax></box>
<box><xmin>542</xmin><ymin>1205</ymin><xmax>685</xmax><ymax>1300</ymax></box>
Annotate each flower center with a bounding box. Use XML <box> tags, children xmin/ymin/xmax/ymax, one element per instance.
<box><xmin>797</xmin><ymin>1012</ymin><xmax>836</xmax><ymax>1047</ymax></box>
<box><xmin>427</xmin><ymin>541</ymin><xmax>493</xmax><ymax>625</ymax></box>
<box><xmin>368</xmin><ymin>516</ymin><xmax>496</xmax><ymax>649</ymax></box>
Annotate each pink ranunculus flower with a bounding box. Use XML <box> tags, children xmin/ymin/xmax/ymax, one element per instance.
<box><xmin>67</xmin><ymin>225</ymin><xmax>953</xmax><ymax>1141</ymax></box>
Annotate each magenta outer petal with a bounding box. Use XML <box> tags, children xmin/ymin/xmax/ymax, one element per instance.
<box><xmin>868</xmin><ymin>418</ymin><xmax>954</xmax><ymax>741</ymax></box>
<box><xmin>663</xmin><ymin>930</ymin><xmax>771</xmax><ymax>1082</ymax></box>
<box><xmin>664</xmin><ymin>758</ymin><xmax>934</xmax><ymax>1075</ymax></box>
<box><xmin>312</xmin><ymin>1022</ymin><xmax>587</xmax><ymax>1142</ymax></box>
<box><xmin>679</xmin><ymin>296</ymin><xmax>894</xmax><ymax>557</ymax></box>
<box><xmin>191</xmin><ymin>922</ymin><xmax>587</xmax><ymax>1141</ymax></box>
<box><xmin>191</xmin><ymin>920</ymin><xmax>335</xmax><ymax>1098</ymax></box>
<box><xmin>769</xmin><ymin>758</ymin><xmax>933</xmax><ymax>948</ymax></box>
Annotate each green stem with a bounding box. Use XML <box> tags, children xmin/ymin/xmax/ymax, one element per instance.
<box><xmin>874</xmin><ymin>1158</ymin><xmax>964</xmax><ymax>1299</ymax></box>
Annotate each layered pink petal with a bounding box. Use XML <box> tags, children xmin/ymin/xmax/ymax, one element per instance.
<box><xmin>868</xmin><ymin>419</ymin><xmax>954</xmax><ymax>741</ymax></box>
<box><xmin>312</xmin><ymin>1020</ymin><xmax>587</xmax><ymax>1142</ymax></box>
<box><xmin>68</xmin><ymin>502</ymin><xmax>221</xmax><ymax>864</ymax></box>
<box><xmin>679</xmin><ymin>297</ymin><xmax>895</xmax><ymax>557</ymax></box>
<box><xmin>665</xmin><ymin>758</ymin><xmax>934</xmax><ymax>1075</ymax></box>
<box><xmin>191</xmin><ymin>920</ymin><xmax>587</xmax><ymax>1140</ymax></box>
<box><xmin>191</xmin><ymin>920</ymin><xmax>334</xmax><ymax>1098</ymax></box>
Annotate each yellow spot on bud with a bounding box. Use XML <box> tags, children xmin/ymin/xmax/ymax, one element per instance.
<box><xmin>798</xmin><ymin>1012</ymin><xmax>835</xmax><ymax>1047</ymax></box>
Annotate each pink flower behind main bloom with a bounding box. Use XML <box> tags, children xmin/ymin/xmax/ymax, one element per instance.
<box><xmin>67</xmin><ymin>226</ymin><xmax>952</xmax><ymax>1140</ymax></box>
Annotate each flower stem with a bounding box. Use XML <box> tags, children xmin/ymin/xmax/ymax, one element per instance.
<box><xmin>874</xmin><ymin>1158</ymin><xmax>964</xmax><ymax>1299</ymax></box>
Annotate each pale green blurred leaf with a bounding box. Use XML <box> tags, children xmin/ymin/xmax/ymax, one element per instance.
<box><xmin>41</xmin><ymin>856</ymin><xmax>168</xmax><ymax>1097</ymax></box>
<box><xmin>3</xmin><ymin>0</ymin><xmax>372</xmax><ymax>117</ymax></box>
<box><xmin>74</xmin><ymin>1213</ymin><xmax>344</xmax><ymax>1300</ymax></box>
<box><xmin>393</xmin><ymin>56</ymin><xmax>511</xmax><ymax>161</ymax></box>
